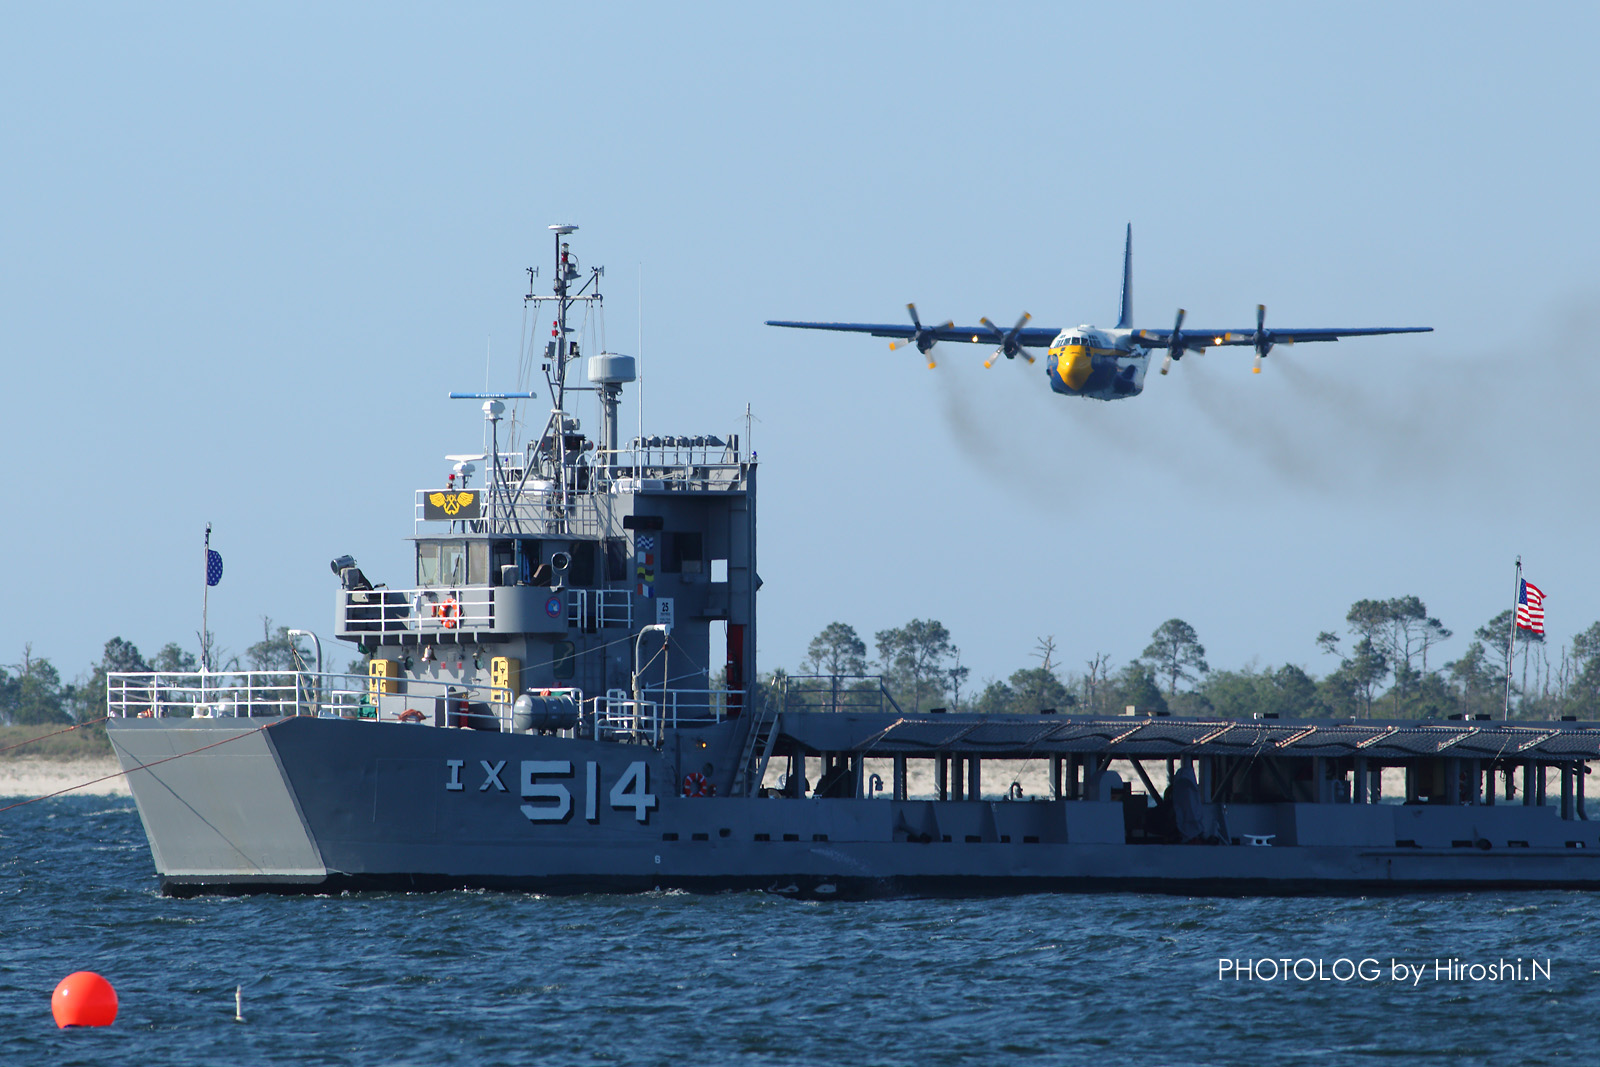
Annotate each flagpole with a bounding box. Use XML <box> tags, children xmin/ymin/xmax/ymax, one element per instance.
<box><xmin>1504</xmin><ymin>555</ymin><xmax>1520</xmax><ymax>720</ymax></box>
<box><xmin>202</xmin><ymin>523</ymin><xmax>213</xmax><ymax>674</ymax></box>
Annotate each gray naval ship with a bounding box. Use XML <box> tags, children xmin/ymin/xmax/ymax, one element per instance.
<box><xmin>106</xmin><ymin>226</ymin><xmax>1600</xmax><ymax>897</ymax></box>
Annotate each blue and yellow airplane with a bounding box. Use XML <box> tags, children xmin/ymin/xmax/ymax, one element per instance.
<box><xmin>766</xmin><ymin>226</ymin><xmax>1431</xmax><ymax>401</ymax></box>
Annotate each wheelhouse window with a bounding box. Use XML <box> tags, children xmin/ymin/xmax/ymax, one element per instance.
<box><xmin>417</xmin><ymin>540</ymin><xmax>478</xmax><ymax>587</ymax></box>
<box><xmin>491</xmin><ymin>541</ymin><xmax>515</xmax><ymax>585</ymax></box>
<box><xmin>570</xmin><ymin>540</ymin><xmax>597</xmax><ymax>586</ymax></box>
<box><xmin>663</xmin><ymin>531</ymin><xmax>702</xmax><ymax>575</ymax></box>
<box><xmin>552</xmin><ymin>641</ymin><xmax>576</xmax><ymax>680</ymax></box>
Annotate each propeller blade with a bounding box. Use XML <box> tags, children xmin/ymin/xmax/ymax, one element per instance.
<box><xmin>981</xmin><ymin>313</ymin><xmax>1034</xmax><ymax>362</ymax></box>
<box><xmin>892</xmin><ymin>305</ymin><xmax>951</xmax><ymax>357</ymax></box>
<box><xmin>1166</xmin><ymin>308</ymin><xmax>1187</xmax><ymax>366</ymax></box>
<box><xmin>1253</xmin><ymin>303</ymin><xmax>1274</xmax><ymax>363</ymax></box>
<box><xmin>1253</xmin><ymin>353</ymin><xmax>1263</xmax><ymax>374</ymax></box>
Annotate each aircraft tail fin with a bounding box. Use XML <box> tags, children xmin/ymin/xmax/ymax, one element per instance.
<box><xmin>1115</xmin><ymin>223</ymin><xmax>1133</xmax><ymax>329</ymax></box>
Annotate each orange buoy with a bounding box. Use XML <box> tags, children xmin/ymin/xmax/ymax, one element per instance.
<box><xmin>51</xmin><ymin>971</ymin><xmax>118</xmax><ymax>1028</ymax></box>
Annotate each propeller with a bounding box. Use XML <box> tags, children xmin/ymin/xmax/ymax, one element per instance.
<box><xmin>1251</xmin><ymin>304</ymin><xmax>1272</xmax><ymax>373</ymax></box>
<box><xmin>887</xmin><ymin>303</ymin><xmax>953</xmax><ymax>368</ymax></box>
<box><xmin>978</xmin><ymin>312</ymin><xmax>1036</xmax><ymax>368</ymax></box>
<box><xmin>1159</xmin><ymin>308</ymin><xmax>1186</xmax><ymax>375</ymax></box>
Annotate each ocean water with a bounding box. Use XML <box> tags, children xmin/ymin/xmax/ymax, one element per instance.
<box><xmin>3</xmin><ymin>796</ymin><xmax>1599</xmax><ymax>1066</ymax></box>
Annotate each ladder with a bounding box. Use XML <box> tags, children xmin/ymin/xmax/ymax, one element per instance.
<box><xmin>730</xmin><ymin>704</ymin><xmax>781</xmax><ymax>797</ymax></box>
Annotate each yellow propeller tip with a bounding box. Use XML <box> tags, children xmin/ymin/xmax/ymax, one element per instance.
<box><xmin>927</xmin><ymin>362</ymin><xmax>936</xmax><ymax>370</ymax></box>
<box><xmin>1252</xmin><ymin>366</ymin><xmax>1261</xmax><ymax>374</ymax></box>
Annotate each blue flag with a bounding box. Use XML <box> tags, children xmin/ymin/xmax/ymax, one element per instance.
<box><xmin>206</xmin><ymin>549</ymin><xmax>224</xmax><ymax>587</ymax></box>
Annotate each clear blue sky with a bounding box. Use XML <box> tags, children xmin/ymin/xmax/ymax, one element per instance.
<box><xmin>4</xmin><ymin>3</ymin><xmax>1597</xmax><ymax>692</ymax></box>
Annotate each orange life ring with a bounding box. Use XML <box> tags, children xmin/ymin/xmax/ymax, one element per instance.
<box><xmin>397</xmin><ymin>708</ymin><xmax>427</xmax><ymax>723</ymax></box>
<box><xmin>682</xmin><ymin>772</ymin><xmax>714</xmax><ymax>797</ymax></box>
<box><xmin>432</xmin><ymin>596</ymin><xmax>460</xmax><ymax>629</ymax></box>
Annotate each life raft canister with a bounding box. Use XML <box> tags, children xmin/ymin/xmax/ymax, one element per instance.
<box><xmin>432</xmin><ymin>595</ymin><xmax>460</xmax><ymax>629</ymax></box>
<box><xmin>682</xmin><ymin>772</ymin><xmax>714</xmax><ymax>797</ymax></box>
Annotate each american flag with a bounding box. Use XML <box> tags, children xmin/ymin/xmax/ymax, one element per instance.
<box><xmin>1516</xmin><ymin>579</ymin><xmax>1545</xmax><ymax>635</ymax></box>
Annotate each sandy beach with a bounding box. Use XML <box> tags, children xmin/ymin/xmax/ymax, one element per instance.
<box><xmin>0</xmin><ymin>757</ymin><xmax>131</xmax><ymax>800</ymax></box>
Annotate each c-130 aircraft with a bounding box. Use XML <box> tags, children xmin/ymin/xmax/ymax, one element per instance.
<box><xmin>767</xmin><ymin>225</ymin><xmax>1431</xmax><ymax>401</ymax></box>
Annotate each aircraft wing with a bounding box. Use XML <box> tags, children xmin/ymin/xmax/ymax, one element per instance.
<box><xmin>766</xmin><ymin>320</ymin><xmax>1062</xmax><ymax>348</ymax></box>
<box><xmin>1134</xmin><ymin>325</ymin><xmax>1432</xmax><ymax>348</ymax></box>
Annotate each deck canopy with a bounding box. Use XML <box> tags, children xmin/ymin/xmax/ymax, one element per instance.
<box><xmin>772</xmin><ymin>714</ymin><xmax>1600</xmax><ymax>762</ymax></box>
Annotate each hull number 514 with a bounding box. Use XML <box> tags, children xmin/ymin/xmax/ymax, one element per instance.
<box><xmin>446</xmin><ymin>758</ymin><xmax>657</xmax><ymax>824</ymax></box>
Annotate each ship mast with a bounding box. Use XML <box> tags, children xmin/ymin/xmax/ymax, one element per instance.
<box><xmin>526</xmin><ymin>223</ymin><xmax>603</xmax><ymax>534</ymax></box>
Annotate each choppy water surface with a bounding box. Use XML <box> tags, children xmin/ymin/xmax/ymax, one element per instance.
<box><xmin>3</xmin><ymin>797</ymin><xmax>1599</xmax><ymax>1066</ymax></box>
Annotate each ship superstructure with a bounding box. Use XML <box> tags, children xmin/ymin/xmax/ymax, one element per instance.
<box><xmin>333</xmin><ymin>224</ymin><xmax>756</xmax><ymax>748</ymax></box>
<box><xmin>104</xmin><ymin>227</ymin><xmax>1600</xmax><ymax>897</ymax></box>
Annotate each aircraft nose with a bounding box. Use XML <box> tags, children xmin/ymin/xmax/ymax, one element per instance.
<box><xmin>1056</xmin><ymin>343</ymin><xmax>1093</xmax><ymax>390</ymax></box>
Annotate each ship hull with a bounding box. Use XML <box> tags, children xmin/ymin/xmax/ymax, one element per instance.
<box><xmin>110</xmin><ymin>717</ymin><xmax>1600</xmax><ymax>898</ymax></box>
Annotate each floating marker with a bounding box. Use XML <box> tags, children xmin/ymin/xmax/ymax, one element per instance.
<box><xmin>51</xmin><ymin>971</ymin><xmax>118</xmax><ymax>1028</ymax></box>
<box><xmin>235</xmin><ymin>984</ymin><xmax>244</xmax><ymax>1023</ymax></box>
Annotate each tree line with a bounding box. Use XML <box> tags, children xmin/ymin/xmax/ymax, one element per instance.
<box><xmin>12</xmin><ymin>597</ymin><xmax>1598</xmax><ymax>726</ymax></box>
<box><xmin>0</xmin><ymin>620</ymin><xmax>315</xmax><ymax>727</ymax></box>
<box><xmin>773</xmin><ymin>597</ymin><xmax>1600</xmax><ymax>720</ymax></box>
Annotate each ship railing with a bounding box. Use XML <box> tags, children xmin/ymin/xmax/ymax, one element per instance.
<box><xmin>410</xmin><ymin>452</ymin><xmax>747</xmax><ymax>537</ymax></box>
<box><xmin>612</xmin><ymin>436</ymin><xmax>743</xmax><ymax>477</ymax></box>
<box><xmin>568</xmin><ymin>588</ymin><xmax>633</xmax><ymax>631</ymax></box>
<box><xmin>107</xmin><ymin>670</ymin><xmax>375</xmax><ymax>720</ymax></box>
<box><xmin>339</xmin><ymin>584</ymin><xmax>630</xmax><ymax>638</ymax></box>
<box><xmin>413</xmin><ymin>486</ymin><xmax>606</xmax><ymax>537</ymax></box>
<box><xmin>781</xmin><ymin>674</ymin><xmax>903</xmax><ymax>715</ymax></box>
<box><xmin>603</xmin><ymin>460</ymin><xmax>747</xmax><ymax>494</ymax></box>
<box><xmin>107</xmin><ymin>669</ymin><xmax>584</xmax><ymax>732</ymax></box>
<box><xmin>591</xmin><ymin>687</ymin><xmax>743</xmax><ymax>742</ymax></box>
<box><xmin>338</xmin><ymin>585</ymin><xmax>494</xmax><ymax>635</ymax></box>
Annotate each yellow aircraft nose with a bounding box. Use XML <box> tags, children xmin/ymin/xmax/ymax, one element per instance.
<box><xmin>1054</xmin><ymin>344</ymin><xmax>1093</xmax><ymax>390</ymax></box>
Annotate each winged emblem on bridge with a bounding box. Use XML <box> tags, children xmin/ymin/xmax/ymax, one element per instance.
<box><xmin>423</xmin><ymin>491</ymin><xmax>480</xmax><ymax>520</ymax></box>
